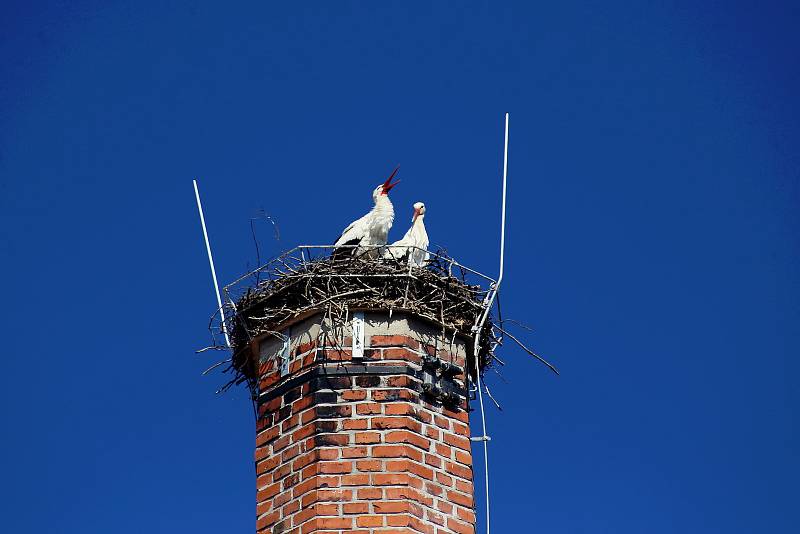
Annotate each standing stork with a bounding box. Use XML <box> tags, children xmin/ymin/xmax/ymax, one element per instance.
<box><xmin>384</xmin><ymin>202</ymin><xmax>429</xmax><ymax>267</ymax></box>
<box><xmin>333</xmin><ymin>166</ymin><xmax>400</xmax><ymax>258</ymax></box>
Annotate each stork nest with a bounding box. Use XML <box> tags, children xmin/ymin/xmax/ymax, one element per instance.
<box><xmin>220</xmin><ymin>250</ymin><xmax>498</xmax><ymax>390</ymax></box>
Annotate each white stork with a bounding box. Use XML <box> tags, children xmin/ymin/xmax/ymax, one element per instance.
<box><xmin>384</xmin><ymin>202</ymin><xmax>429</xmax><ymax>267</ymax></box>
<box><xmin>332</xmin><ymin>167</ymin><xmax>400</xmax><ymax>258</ymax></box>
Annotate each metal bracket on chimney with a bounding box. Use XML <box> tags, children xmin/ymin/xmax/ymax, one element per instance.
<box><xmin>256</xmin><ymin>363</ymin><xmax>467</xmax><ymax>410</ymax></box>
<box><xmin>420</xmin><ymin>353</ymin><xmax>465</xmax><ymax>408</ymax></box>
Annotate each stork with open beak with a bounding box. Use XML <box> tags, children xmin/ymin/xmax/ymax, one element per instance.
<box><xmin>384</xmin><ymin>202</ymin><xmax>429</xmax><ymax>267</ymax></box>
<box><xmin>333</xmin><ymin>166</ymin><xmax>400</xmax><ymax>258</ymax></box>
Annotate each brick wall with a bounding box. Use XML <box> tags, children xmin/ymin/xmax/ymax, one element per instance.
<box><xmin>253</xmin><ymin>312</ymin><xmax>476</xmax><ymax>534</ymax></box>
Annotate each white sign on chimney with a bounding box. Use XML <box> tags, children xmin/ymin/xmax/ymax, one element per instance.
<box><xmin>352</xmin><ymin>311</ymin><xmax>365</xmax><ymax>359</ymax></box>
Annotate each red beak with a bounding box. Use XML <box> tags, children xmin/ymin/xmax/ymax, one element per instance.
<box><xmin>381</xmin><ymin>166</ymin><xmax>400</xmax><ymax>194</ymax></box>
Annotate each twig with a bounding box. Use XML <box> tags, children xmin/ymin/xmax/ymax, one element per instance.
<box><xmin>495</xmin><ymin>324</ymin><xmax>559</xmax><ymax>375</ymax></box>
<box><xmin>483</xmin><ymin>381</ymin><xmax>503</xmax><ymax>410</ymax></box>
<box><xmin>203</xmin><ymin>358</ymin><xmax>233</xmax><ymax>375</ymax></box>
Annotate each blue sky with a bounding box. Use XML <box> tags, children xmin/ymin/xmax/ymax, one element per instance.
<box><xmin>1</xmin><ymin>1</ymin><xmax>797</xmax><ymax>532</ymax></box>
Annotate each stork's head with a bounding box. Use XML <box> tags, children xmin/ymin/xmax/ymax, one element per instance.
<box><xmin>412</xmin><ymin>201</ymin><xmax>426</xmax><ymax>221</ymax></box>
<box><xmin>372</xmin><ymin>166</ymin><xmax>400</xmax><ymax>200</ymax></box>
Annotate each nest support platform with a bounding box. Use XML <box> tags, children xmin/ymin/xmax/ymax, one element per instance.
<box><xmin>212</xmin><ymin>246</ymin><xmax>500</xmax><ymax>395</ymax></box>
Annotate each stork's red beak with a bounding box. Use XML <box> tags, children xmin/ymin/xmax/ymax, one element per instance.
<box><xmin>381</xmin><ymin>166</ymin><xmax>400</xmax><ymax>194</ymax></box>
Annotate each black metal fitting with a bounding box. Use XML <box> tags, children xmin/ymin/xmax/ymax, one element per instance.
<box><xmin>439</xmin><ymin>361</ymin><xmax>464</xmax><ymax>378</ymax></box>
<box><xmin>441</xmin><ymin>391</ymin><xmax>461</xmax><ymax>406</ymax></box>
<box><xmin>421</xmin><ymin>354</ymin><xmax>441</xmax><ymax>370</ymax></box>
<box><xmin>421</xmin><ymin>382</ymin><xmax>443</xmax><ymax>397</ymax></box>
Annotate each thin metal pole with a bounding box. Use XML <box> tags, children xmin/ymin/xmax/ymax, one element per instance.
<box><xmin>499</xmin><ymin>112</ymin><xmax>509</xmax><ymax>288</ymax></box>
<box><xmin>472</xmin><ymin>112</ymin><xmax>510</xmax><ymax>534</ymax></box>
<box><xmin>475</xmin><ymin>112</ymin><xmax>510</xmax><ymax>330</ymax></box>
<box><xmin>476</xmin><ymin>368</ymin><xmax>491</xmax><ymax>534</ymax></box>
<box><xmin>193</xmin><ymin>179</ymin><xmax>230</xmax><ymax>347</ymax></box>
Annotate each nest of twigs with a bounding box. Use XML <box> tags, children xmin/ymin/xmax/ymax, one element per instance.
<box><xmin>224</xmin><ymin>251</ymin><xmax>497</xmax><ymax>385</ymax></box>
<box><xmin>201</xmin><ymin>247</ymin><xmax>559</xmax><ymax>404</ymax></box>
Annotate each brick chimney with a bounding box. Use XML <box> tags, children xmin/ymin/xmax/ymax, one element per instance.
<box><xmin>253</xmin><ymin>311</ymin><xmax>476</xmax><ymax>534</ymax></box>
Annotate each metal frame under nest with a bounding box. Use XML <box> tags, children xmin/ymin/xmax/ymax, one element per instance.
<box><xmin>204</xmin><ymin>245</ymin><xmax>504</xmax><ymax>398</ymax></box>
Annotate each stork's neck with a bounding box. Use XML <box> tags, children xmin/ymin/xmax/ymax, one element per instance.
<box><xmin>412</xmin><ymin>215</ymin><xmax>426</xmax><ymax>235</ymax></box>
<box><xmin>373</xmin><ymin>195</ymin><xmax>394</xmax><ymax>218</ymax></box>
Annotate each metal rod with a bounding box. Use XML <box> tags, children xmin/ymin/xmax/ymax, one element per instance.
<box><xmin>193</xmin><ymin>179</ymin><xmax>230</xmax><ymax>347</ymax></box>
<box><xmin>476</xmin><ymin>369</ymin><xmax>491</xmax><ymax>534</ymax></box>
<box><xmin>473</xmin><ymin>112</ymin><xmax>510</xmax><ymax>534</ymax></box>
<box><xmin>475</xmin><ymin>112</ymin><xmax>510</xmax><ymax>330</ymax></box>
<box><xmin>499</xmin><ymin>112</ymin><xmax>509</xmax><ymax>290</ymax></box>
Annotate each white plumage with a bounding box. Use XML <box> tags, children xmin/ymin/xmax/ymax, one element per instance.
<box><xmin>384</xmin><ymin>202</ymin><xmax>429</xmax><ymax>267</ymax></box>
<box><xmin>333</xmin><ymin>167</ymin><xmax>400</xmax><ymax>258</ymax></box>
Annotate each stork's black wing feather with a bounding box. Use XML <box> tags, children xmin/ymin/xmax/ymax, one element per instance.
<box><xmin>331</xmin><ymin>236</ymin><xmax>362</xmax><ymax>260</ymax></box>
<box><xmin>333</xmin><ymin>236</ymin><xmax>361</xmax><ymax>248</ymax></box>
